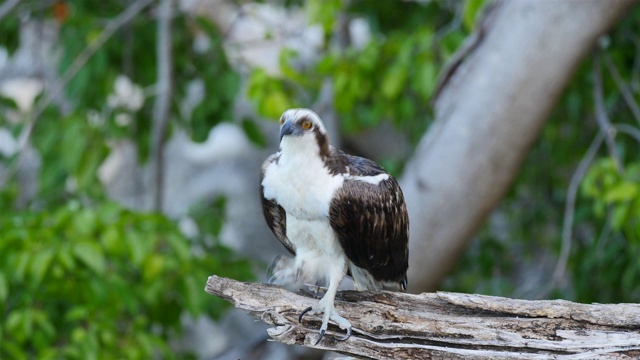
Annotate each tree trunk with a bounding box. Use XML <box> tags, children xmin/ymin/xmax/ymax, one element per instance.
<box><xmin>400</xmin><ymin>0</ymin><xmax>638</xmax><ymax>292</ymax></box>
<box><xmin>206</xmin><ymin>276</ymin><xmax>640</xmax><ymax>359</ymax></box>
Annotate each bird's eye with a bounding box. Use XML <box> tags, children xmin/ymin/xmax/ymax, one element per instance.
<box><xmin>279</xmin><ymin>117</ymin><xmax>285</xmax><ymax>125</ymax></box>
<box><xmin>301</xmin><ymin>120</ymin><xmax>312</xmax><ymax>130</ymax></box>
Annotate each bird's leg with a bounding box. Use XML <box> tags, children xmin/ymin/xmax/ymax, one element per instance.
<box><xmin>299</xmin><ymin>271</ymin><xmax>351</xmax><ymax>344</ymax></box>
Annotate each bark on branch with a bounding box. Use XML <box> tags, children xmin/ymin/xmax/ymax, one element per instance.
<box><xmin>205</xmin><ymin>276</ymin><xmax>640</xmax><ymax>359</ymax></box>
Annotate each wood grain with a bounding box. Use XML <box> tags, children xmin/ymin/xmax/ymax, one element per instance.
<box><xmin>205</xmin><ymin>276</ymin><xmax>640</xmax><ymax>359</ymax></box>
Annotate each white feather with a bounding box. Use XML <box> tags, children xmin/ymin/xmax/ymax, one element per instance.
<box><xmin>262</xmin><ymin>131</ymin><xmax>347</xmax><ymax>285</ymax></box>
<box><xmin>344</xmin><ymin>173</ymin><xmax>389</xmax><ymax>185</ymax></box>
<box><xmin>262</xmin><ymin>132</ymin><xmax>343</xmax><ymax>220</ymax></box>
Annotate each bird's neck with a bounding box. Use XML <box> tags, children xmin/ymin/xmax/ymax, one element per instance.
<box><xmin>280</xmin><ymin>137</ymin><xmax>324</xmax><ymax>164</ymax></box>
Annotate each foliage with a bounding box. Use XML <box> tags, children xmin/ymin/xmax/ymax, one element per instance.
<box><xmin>0</xmin><ymin>201</ymin><xmax>251</xmax><ymax>359</ymax></box>
<box><xmin>55</xmin><ymin>3</ymin><xmax>240</xmax><ymax>160</ymax></box>
<box><xmin>0</xmin><ymin>1</ymin><xmax>251</xmax><ymax>358</ymax></box>
<box><xmin>576</xmin><ymin>159</ymin><xmax>640</xmax><ymax>302</ymax></box>
<box><xmin>246</xmin><ymin>1</ymin><xmax>474</xmax><ymax>145</ymax></box>
<box><xmin>582</xmin><ymin>159</ymin><xmax>640</xmax><ymax>235</ymax></box>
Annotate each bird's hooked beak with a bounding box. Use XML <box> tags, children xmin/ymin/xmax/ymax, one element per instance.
<box><xmin>279</xmin><ymin>120</ymin><xmax>295</xmax><ymax>143</ymax></box>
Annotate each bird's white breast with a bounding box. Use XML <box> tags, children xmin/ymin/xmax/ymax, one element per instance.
<box><xmin>261</xmin><ymin>138</ymin><xmax>344</xmax><ymax>220</ymax></box>
<box><xmin>286</xmin><ymin>215</ymin><xmax>346</xmax><ymax>284</ymax></box>
<box><xmin>262</xmin><ymin>136</ymin><xmax>349</xmax><ymax>283</ymax></box>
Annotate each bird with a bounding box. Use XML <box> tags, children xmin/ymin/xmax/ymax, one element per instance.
<box><xmin>260</xmin><ymin>108</ymin><xmax>409</xmax><ymax>344</ymax></box>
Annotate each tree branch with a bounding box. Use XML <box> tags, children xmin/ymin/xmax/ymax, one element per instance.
<box><xmin>17</xmin><ymin>0</ymin><xmax>155</xmax><ymax>152</ymax></box>
<box><xmin>205</xmin><ymin>276</ymin><xmax>640</xmax><ymax>359</ymax></box>
<box><xmin>151</xmin><ymin>0</ymin><xmax>173</xmax><ymax>212</ymax></box>
<box><xmin>0</xmin><ymin>0</ymin><xmax>21</xmax><ymax>22</ymax></box>
<box><xmin>592</xmin><ymin>53</ymin><xmax>624</xmax><ymax>173</ymax></box>
<box><xmin>602</xmin><ymin>51</ymin><xmax>640</xmax><ymax>127</ymax></box>
<box><xmin>548</xmin><ymin>131</ymin><xmax>604</xmax><ymax>294</ymax></box>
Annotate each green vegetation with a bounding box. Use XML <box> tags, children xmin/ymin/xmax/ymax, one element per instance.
<box><xmin>0</xmin><ymin>2</ymin><xmax>251</xmax><ymax>358</ymax></box>
<box><xmin>0</xmin><ymin>201</ymin><xmax>250</xmax><ymax>359</ymax></box>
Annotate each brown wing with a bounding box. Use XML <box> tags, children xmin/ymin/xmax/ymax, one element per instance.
<box><xmin>329</xmin><ymin>154</ymin><xmax>408</xmax><ymax>287</ymax></box>
<box><xmin>260</xmin><ymin>153</ymin><xmax>295</xmax><ymax>255</ymax></box>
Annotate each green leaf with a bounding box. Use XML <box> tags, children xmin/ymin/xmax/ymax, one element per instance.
<box><xmin>65</xmin><ymin>307</ymin><xmax>89</xmax><ymax>322</ymax></box>
<box><xmin>611</xmin><ymin>203</ymin><xmax>631</xmax><ymax>230</ymax></box>
<box><xmin>100</xmin><ymin>227</ymin><xmax>122</xmax><ymax>254</ymax></box>
<box><xmin>127</xmin><ymin>231</ymin><xmax>147</xmax><ymax>266</ymax></box>
<box><xmin>241</xmin><ymin>118</ymin><xmax>267</xmax><ymax>148</ymax></box>
<box><xmin>0</xmin><ymin>272</ymin><xmax>8</xmax><ymax>302</ymax></box>
<box><xmin>58</xmin><ymin>245</ymin><xmax>76</xmax><ymax>271</ymax></box>
<box><xmin>33</xmin><ymin>309</ymin><xmax>56</xmax><ymax>340</ymax></box>
<box><xmin>71</xmin><ymin>327</ymin><xmax>87</xmax><ymax>343</ymax></box>
<box><xmin>6</xmin><ymin>310</ymin><xmax>24</xmax><ymax>334</ymax></box>
<box><xmin>14</xmin><ymin>252</ymin><xmax>30</xmax><ymax>282</ymax></box>
<box><xmin>463</xmin><ymin>0</ymin><xmax>488</xmax><ymax>31</ymax></box>
<box><xmin>261</xmin><ymin>91</ymin><xmax>291</xmax><ymax>119</ymax></box>
<box><xmin>73</xmin><ymin>242</ymin><xmax>106</xmax><ymax>274</ymax></box>
<box><xmin>381</xmin><ymin>63</ymin><xmax>408</xmax><ymax>99</ymax></box>
<box><xmin>413</xmin><ymin>62</ymin><xmax>437</xmax><ymax>101</ymax></box>
<box><xmin>165</xmin><ymin>233</ymin><xmax>191</xmax><ymax>262</ymax></box>
<box><xmin>306</xmin><ymin>0</ymin><xmax>342</xmax><ymax>34</ymax></box>
<box><xmin>604</xmin><ymin>182</ymin><xmax>638</xmax><ymax>203</ymax></box>
<box><xmin>73</xmin><ymin>209</ymin><xmax>98</xmax><ymax>236</ymax></box>
<box><xmin>142</xmin><ymin>254</ymin><xmax>164</xmax><ymax>281</ymax></box>
<box><xmin>31</xmin><ymin>248</ymin><xmax>55</xmax><ymax>285</ymax></box>
<box><xmin>183</xmin><ymin>275</ymin><xmax>200</xmax><ymax>315</ymax></box>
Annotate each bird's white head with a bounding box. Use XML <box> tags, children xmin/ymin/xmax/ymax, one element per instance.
<box><xmin>278</xmin><ymin>108</ymin><xmax>330</xmax><ymax>158</ymax></box>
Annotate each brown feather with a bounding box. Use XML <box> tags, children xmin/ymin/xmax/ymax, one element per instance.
<box><xmin>260</xmin><ymin>153</ymin><xmax>295</xmax><ymax>255</ymax></box>
<box><xmin>327</xmin><ymin>149</ymin><xmax>409</xmax><ymax>288</ymax></box>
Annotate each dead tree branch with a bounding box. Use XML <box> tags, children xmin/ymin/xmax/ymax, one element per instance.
<box><xmin>205</xmin><ymin>276</ymin><xmax>640</xmax><ymax>359</ymax></box>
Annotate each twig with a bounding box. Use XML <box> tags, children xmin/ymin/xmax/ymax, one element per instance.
<box><xmin>595</xmin><ymin>208</ymin><xmax>613</xmax><ymax>258</ymax></box>
<box><xmin>629</xmin><ymin>33</ymin><xmax>640</xmax><ymax>92</ymax></box>
<box><xmin>602</xmin><ymin>52</ymin><xmax>640</xmax><ymax>127</ymax></box>
<box><xmin>151</xmin><ymin>0</ymin><xmax>173</xmax><ymax>212</ymax></box>
<box><xmin>431</xmin><ymin>1</ymin><xmax>500</xmax><ymax>105</ymax></box>
<box><xmin>205</xmin><ymin>275</ymin><xmax>640</xmax><ymax>359</ymax></box>
<box><xmin>0</xmin><ymin>0</ymin><xmax>21</xmax><ymax>21</ymax></box>
<box><xmin>543</xmin><ymin>53</ymin><xmax>640</xmax><ymax>298</ymax></box>
<box><xmin>549</xmin><ymin>131</ymin><xmax>605</xmax><ymax>289</ymax></box>
<box><xmin>17</xmin><ymin>0</ymin><xmax>155</xmax><ymax>153</ymax></box>
<box><xmin>592</xmin><ymin>53</ymin><xmax>624</xmax><ymax>173</ymax></box>
<box><xmin>614</xmin><ymin>123</ymin><xmax>640</xmax><ymax>143</ymax></box>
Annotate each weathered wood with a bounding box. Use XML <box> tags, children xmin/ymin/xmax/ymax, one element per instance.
<box><xmin>205</xmin><ymin>275</ymin><xmax>640</xmax><ymax>359</ymax></box>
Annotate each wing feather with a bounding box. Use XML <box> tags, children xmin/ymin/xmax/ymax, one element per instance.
<box><xmin>260</xmin><ymin>153</ymin><xmax>295</xmax><ymax>255</ymax></box>
<box><xmin>328</xmin><ymin>153</ymin><xmax>408</xmax><ymax>287</ymax></box>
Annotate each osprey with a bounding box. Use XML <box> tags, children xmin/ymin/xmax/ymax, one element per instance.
<box><xmin>260</xmin><ymin>108</ymin><xmax>409</xmax><ymax>343</ymax></box>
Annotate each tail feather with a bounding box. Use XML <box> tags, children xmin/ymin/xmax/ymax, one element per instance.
<box><xmin>349</xmin><ymin>264</ymin><xmax>407</xmax><ymax>292</ymax></box>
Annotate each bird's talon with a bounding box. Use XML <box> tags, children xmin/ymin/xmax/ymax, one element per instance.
<box><xmin>336</xmin><ymin>326</ymin><xmax>351</xmax><ymax>341</ymax></box>
<box><xmin>299</xmin><ymin>306</ymin><xmax>313</xmax><ymax>323</ymax></box>
<box><xmin>314</xmin><ymin>329</ymin><xmax>326</xmax><ymax>345</ymax></box>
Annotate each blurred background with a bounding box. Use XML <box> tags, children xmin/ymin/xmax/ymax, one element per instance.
<box><xmin>1</xmin><ymin>0</ymin><xmax>640</xmax><ymax>358</ymax></box>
